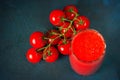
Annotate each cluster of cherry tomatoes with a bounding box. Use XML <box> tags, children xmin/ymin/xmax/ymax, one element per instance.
<box><xmin>26</xmin><ymin>5</ymin><xmax>90</xmax><ymax>64</ymax></box>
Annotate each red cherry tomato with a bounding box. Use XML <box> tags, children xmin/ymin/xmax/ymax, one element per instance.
<box><xmin>49</xmin><ymin>9</ymin><xmax>65</xmax><ymax>26</ymax></box>
<box><xmin>48</xmin><ymin>35</ymin><xmax>61</xmax><ymax>45</ymax></box>
<box><xmin>45</xmin><ymin>29</ymin><xmax>60</xmax><ymax>37</ymax></box>
<box><xmin>73</xmin><ymin>16</ymin><xmax>90</xmax><ymax>31</ymax></box>
<box><xmin>44</xmin><ymin>46</ymin><xmax>59</xmax><ymax>63</ymax></box>
<box><xmin>60</xmin><ymin>22</ymin><xmax>73</xmax><ymax>38</ymax></box>
<box><xmin>26</xmin><ymin>48</ymin><xmax>42</xmax><ymax>64</ymax></box>
<box><xmin>63</xmin><ymin>5</ymin><xmax>78</xmax><ymax>20</ymax></box>
<box><xmin>58</xmin><ymin>39</ymin><xmax>71</xmax><ymax>55</ymax></box>
<box><xmin>30</xmin><ymin>31</ymin><xmax>46</xmax><ymax>48</ymax></box>
<box><xmin>46</xmin><ymin>30</ymin><xmax>61</xmax><ymax>45</ymax></box>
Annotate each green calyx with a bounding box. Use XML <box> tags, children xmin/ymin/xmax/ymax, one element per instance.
<box><xmin>68</xmin><ymin>8</ymin><xmax>73</xmax><ymax>12</ymax></box>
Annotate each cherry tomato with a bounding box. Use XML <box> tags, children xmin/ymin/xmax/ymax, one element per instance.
<box><xmin>44</xmin><ymin>46</ymin><xmax>59</xmax><ymax>63</ymax></box>
<box><xmin>60</xmin><ymin>22</ymin><xmax>73</xmax><ymax>38</ymax></box>
<box><xmin>73</xmin><ymin>16</ymin><xmax>90</xmax><ymax>31</ymax></box>
<box><xmin>30</xmin><ymin>31</ymin><xmax>46</xmax><ymax>48</ymax></box>
<box><xmin>45</xmin><ymin>29</ymin><xmax>60</xmax><ymax>37</ymax></box>
<box><xmin>46</xmin><ymin>30</ymin><xmax>61</xmax><ymax>45</ymax></box>
<box><xmin>58</xmin><ymin>39</ymin><xmax>71</xmax><ymax>55</ymax></box>
<box><xmin>48</xmin><ymin>35</ymin><xmax>61</xmax><ymax>45</ymax></box>
<box><xmin>49</xmin><ymin>9</ymin><xmax>65</xmax><ymax>26</ymax></box>
<box><xmin>63</xmin><ymin>5</ymin><xmax>78</xmax><ymax>20</ymax></box>
<box><xmin>26</xmin><ymin>48</ymin><xmax>42</xmax><ymax>64</ymax></box>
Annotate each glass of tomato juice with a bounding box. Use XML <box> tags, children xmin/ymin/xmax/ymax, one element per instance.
<box><xmin>69</xmin><ymin>29</ymin><xmax>106</xmax><ymax>76</ymax></box>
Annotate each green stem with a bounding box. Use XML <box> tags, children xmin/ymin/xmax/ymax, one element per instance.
<box><xmin>62</xmin><ymin>18</ymin><xmax>71</xmax><ymax>22</ymax></box>
<box><xmin>51</xmin><ymin>31</ymin><xmax>60</xmax><ymax>35</ymax></box>
<box><xmin>36</xmin><ymin>46</ymin><xmax>46</xmax><ymax>52</ymax></box>
<box><xmin>43</xmin><ymin>37</ymin><xmax>49</xmax><ymax>40</ymax></box>
<box><xmin>63</xmin><ymin>34</ymin><xmax>67</xmax><ymax>44</ymax></box>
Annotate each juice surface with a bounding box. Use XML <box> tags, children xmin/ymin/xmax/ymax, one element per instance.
<box><xmin>72</xmin><ymin>29</ymin><xmax>106</xmax><ymax>62</ymax></box>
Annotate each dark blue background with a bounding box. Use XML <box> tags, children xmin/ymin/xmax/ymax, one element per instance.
<box><xmin>0</xmin><ymin>0</ymin><xmax>120</xmax><ymax>80</ymax></box>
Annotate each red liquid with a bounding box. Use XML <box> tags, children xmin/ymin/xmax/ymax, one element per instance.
<box><xmin>69</xmin><ymin>29</ymin><xmax>106</xmax><ymax>76</ymax></box>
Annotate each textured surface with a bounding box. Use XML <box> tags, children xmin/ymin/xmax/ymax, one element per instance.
<box><xmin>0</xmin><ymin>0</ymin><xmax>120</xmax><ymax>80</ymax></box>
